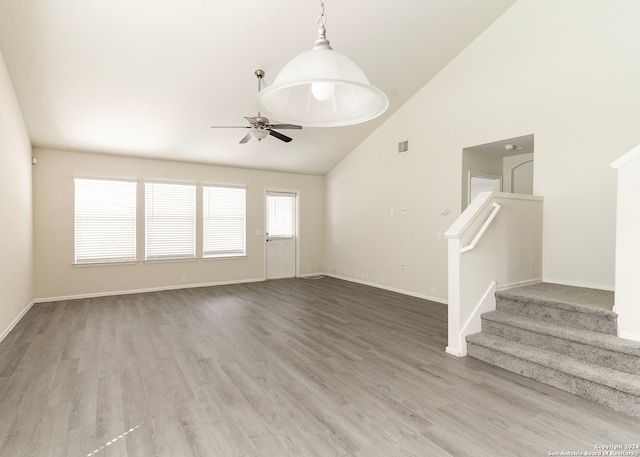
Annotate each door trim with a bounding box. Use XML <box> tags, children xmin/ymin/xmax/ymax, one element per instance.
<box><xmin>264</xmin><ymin>189</ymin><xmax>300</xmax><ymax>279</ymax></box>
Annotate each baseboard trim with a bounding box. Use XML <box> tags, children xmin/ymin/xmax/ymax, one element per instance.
<box><xmin>0</xmin><ymin>299</ymin><xmax>37</xmax><ymax>344</ymax></box>
<box><xmin>619</xmin><ymin>331</ymin><xmax>640</xmax><ymax>343</ymax></box>
<box><xmin>457</xmin><ymin>281</ymin><xmax>497</xmax><ymax>357</ymax></box>
<box><xmin>34</xmin><ymin>277</ymin><xmax>266</xmax><ymax>304</ymax></box>
<box><xmin>445</xmin><ymin>346</ymin><xmax>462</xmax><ymax>357</ymax></box>
<box><xmin>542</xmin><ymin>277</ymin><xmax>615</xmax><ymax>292</ymax></box>
<box><xmin>324</xmin><ymin>273</ymin><xmax>447</xmax><ymax>305</ymax></box>
<box><xmin>298</xmin><ymin>273</ymin><xmax>327</xmax><ymax>279</ymax></box>
<box><xmin>496</xmin><ymin>278</ymin><xmax>543</xmax><ymax>291</ymax></box>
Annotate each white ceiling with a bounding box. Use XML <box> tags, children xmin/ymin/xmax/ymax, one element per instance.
<box><xmin>0</xmin><ymin>0</ymin><xmax>516</xmax><ymax>175</ymax></box>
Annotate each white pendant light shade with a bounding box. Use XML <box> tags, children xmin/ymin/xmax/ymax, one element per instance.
<box><xmin>256</xmin><ymin>48</ymin><xmax>388</xmax><ymax>127</ymax></box>
<box><xmin>255</xmin><ymin>2</ymin><xmax>388</xmax><ymax>128</ymax></box>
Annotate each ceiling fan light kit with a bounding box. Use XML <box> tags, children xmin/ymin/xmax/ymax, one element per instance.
<box><xmin>250</xmin><ymin>128</ymin><xmax>270</xmax><ymax>141</ymax></box>
<box><xmin>255</xmin><ymin>0</ymin><xmax>388</xmax><ymax>128</ymax></box>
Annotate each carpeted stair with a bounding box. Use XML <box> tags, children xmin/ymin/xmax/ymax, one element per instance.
<box><xmin>466</xmin><ymin>282</ymin><xmax>640</xmax><ymax>417</ymax></box>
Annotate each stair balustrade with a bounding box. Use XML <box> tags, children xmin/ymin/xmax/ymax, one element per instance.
<box><xmin>445</xmin><ymin>192</ymin><xmax>543</xmax><ymax>357</ymax></box>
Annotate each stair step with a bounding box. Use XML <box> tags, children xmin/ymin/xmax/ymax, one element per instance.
<box><xmin>481</xmin><ymin>311</ymin><xmax>640</xmax><ymax>375</ymax></box>
<box><xmin>495</xmin><ymin>292</ymin><xmax>617</xmax><ymax>334</ymax></box>
<box><xmin>498</xmin><ymin>283</ymin><xmax>615</xmax><ymax>310</ymax></box>
<box><xmin>467</xmin><ymin>333</ymin><xmax>640</xmax><ymax>417</ymax></box>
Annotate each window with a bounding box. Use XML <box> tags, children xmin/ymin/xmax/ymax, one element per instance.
<box><xmin>74</xmin><ymin>178</ymin><xmax>137</xmax><ymax>264</ymax></box>
<box><xmin>266</xmin><ymin>192</ymin><xmax>295</xmax><ymax>238</ymax></box>
<box><xmin>145</xmin><ymin>182</ymin><xmax>196</xmax><ymax>260</ymax></box>
<box><xmin>203</xmin><ymin>185</ymin><xmax>246</xmax><ymax>258</ymax></box>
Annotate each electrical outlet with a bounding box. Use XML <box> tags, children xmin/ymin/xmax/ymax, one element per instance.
<box><xmin>181</xmin><ymin>275</ymin><xmax>187</xmax><ymax>283</ymax></box>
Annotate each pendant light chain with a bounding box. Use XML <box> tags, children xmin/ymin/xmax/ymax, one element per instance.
<box><xmin>313</xmin><ymin>0</ymin><xmax>331</xmax><ymax>50</ymax></box>
<box><xmin>317</xmin><ymin>0</ymin><xmax>327</xmax><ymax>27</ymax></box>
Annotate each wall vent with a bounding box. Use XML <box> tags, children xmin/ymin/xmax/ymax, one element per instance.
<box><xmin>397</xmin><ymin>140</ymin><xmax>409</xmax><ymax>153</ymax></box>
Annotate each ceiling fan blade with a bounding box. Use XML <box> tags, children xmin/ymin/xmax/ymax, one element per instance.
<box><xmin>239</xmin><ymin>132</ymin><xmax>252</xmax><ymax>144</ymax></box>
<box><xmin>268</xmin><ymin>130</ymin><xmax>292</xmax><ymax>143</ymax></box>
<box><xmin>211</xmin><ymin>126</ymin><xmax>250</xmax><ymax>129</ymax></box>
<box><xmin>269</xmin><ymin>124</ymin><xmax>302</xmax><ymax>130</ymax></box>
<box><xmin>244</xmin><ymin>116</ymin><xmax>259</xmax><ymax>125</ymax></box>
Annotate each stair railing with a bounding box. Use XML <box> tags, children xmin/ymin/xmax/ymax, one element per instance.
<box><xmin>460</xmin><ymin>202</ymin><xmax>502</xmax><ymax>253</ymax></box>
<box><xmin>445</xmin><ymin>192</ymin><xmax>543</xmax><ymax>357</ymax></box>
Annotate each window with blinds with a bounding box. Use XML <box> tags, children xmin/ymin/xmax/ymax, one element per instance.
<box><xmin>74</xmin><ymin>178</ymin><xmax>137</xmax><ymax>264</ymax></box>
<box><xmin>203</xmin><ymin>185</ymin><xmax>246</xmax><ymax>258</ymax></box>
<box><xmin>145</xmin><ymin>181</ymin><xmax>196</xmax><ymax>260</ymax></box>
<box><xmin>266</xmin><ymin>193</ymin><xmax>295</xmax><ymax>238</ymax></box>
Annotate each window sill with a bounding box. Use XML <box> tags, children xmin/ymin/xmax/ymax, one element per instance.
<box><xmin>143</xmin><ymin>257</ymin><xmax>197</xmax><ymax>264</ymax></box>
<box><xmin>202</xmin><ymin>254</ymin><xmax>247</xmax><ymax>261</ymax></box>
<box><xmin>73</xmin><ymin>260</ymin><xmax>138</xmax><ymax>267</ymax></box>
<box><xmin>73</xmin><ymin>256</ymin><xmax>245</xmax><ymax>266</ymax></box>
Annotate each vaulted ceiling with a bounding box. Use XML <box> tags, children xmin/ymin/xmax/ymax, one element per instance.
<box><xmin>0</xmin><ymin>0</ymin><xmax>516</xmax><ymax>175</ymax></box>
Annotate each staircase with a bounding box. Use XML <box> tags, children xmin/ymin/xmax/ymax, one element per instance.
<box><xmin>466</xmin><ymin>282</ymin><xmax>640</xmax><ymax>417</ymax></box>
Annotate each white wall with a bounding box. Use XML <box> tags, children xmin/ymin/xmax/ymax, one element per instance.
<box><xmin>33</xmin><ymin>148</ymin><xmax>324</xmax><ymax>300</ymax></box>
<box><xmin>613</xmin><ymin>149</ymin><xmax>640</xmax><ymax>341</ymax></box>
<box><xmin>0</xmin><ymin>48</ymin><xmax>34</xmax><ymax>339</ymax></box>
<box><xmin>324</xmin><ymin>0</ymin><xmax>640</xmax><ymax>299</ymax></box>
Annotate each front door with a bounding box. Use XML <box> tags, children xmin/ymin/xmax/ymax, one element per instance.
<box><xmin>266</xmin><ymin>192</ymin><xmax>296</xmax><ymax>279</ymax></box>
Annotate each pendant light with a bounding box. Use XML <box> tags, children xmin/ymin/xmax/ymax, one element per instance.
<box><xmin>255</xmin><ymin>0</ymin><xmax>389</xmax><ymax>127</ymax></box>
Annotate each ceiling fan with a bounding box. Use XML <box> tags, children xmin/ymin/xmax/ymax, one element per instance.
<box><xmin>211</xmin><ymin>69</ymin><xmax>302</xmax><ymax>144</ymax></box>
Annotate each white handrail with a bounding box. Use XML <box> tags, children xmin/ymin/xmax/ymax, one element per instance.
<box><xmin>460</xmin><ymin>202</ymin><xmax>502</xmax><ymax>253</ymax></box>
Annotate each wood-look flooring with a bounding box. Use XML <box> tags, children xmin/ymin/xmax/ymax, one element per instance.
<box><xmin>0</xmin><ymin>277</ymin><xmax>638</xmax><ymax>456</ymax></box>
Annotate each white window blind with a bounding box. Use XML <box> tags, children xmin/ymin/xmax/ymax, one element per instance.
<box><xmin>203</xmin><ymin>185</ymin><xmax>246</xmax><ymax>257</ymax></box>
<box><xmin>74</xmin><ymin>178</ymin><xmax>137</xmax><ymax>264</ymax></box>
<box><xmin>145</xmin><ymin>182</ymin><xmax>196</xmax><ymax>260</ymax></box>
<box><xmin>267</xmin><ymin>193</ymin><xmax>295</xmax><ymax>238</ymax></box>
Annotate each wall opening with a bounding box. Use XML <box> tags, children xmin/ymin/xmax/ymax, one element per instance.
<box><xmin>461</xmin><ymin>134</ymin><xmax>534</xmax><ymax>209</ymax></box>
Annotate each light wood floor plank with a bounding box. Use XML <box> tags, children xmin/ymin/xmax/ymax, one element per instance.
<box><xmin>1</xmin><ymin>277</ymin><xmax>639</xmax><ymax>456</ymax></box>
